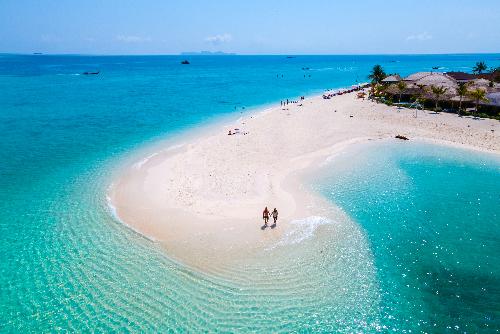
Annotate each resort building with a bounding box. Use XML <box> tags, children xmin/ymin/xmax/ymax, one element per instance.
<box><xmin>381</xmin><ymin>74</ymin><xmax>402</xmax><ymax>84</ymax></box>
<box><xmin>378</xmin><ymin>70</ymin><xmax>500</xmax><ymax>115</ymax></box>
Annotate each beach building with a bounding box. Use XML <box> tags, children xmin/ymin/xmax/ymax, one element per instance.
<box><xmin>405</xmin><ymin>72</ymin><xmax>456</xmax><ymax>87</ymax></box>
<box><xmin>379</xmin><ymin>70</ymin><xmax>500</xmax><ymax>115</ymax></box>
<box><xmin>446</xmin><ymin>71</ymin><xmax>476</xmax><ymax>84</ymax></box>
<box><xmin>403</xmin><ymin>72</ymin><xmax>435</xmax><ymax>82</ymax></box>
<box><xmin>381</xmin><ymin>74</ymin><xmax>402</xmax><ymax>84</ymax></box>
<box><xmin>446</xmin><ymin>70</ymin><xmax>500</xmax><ymax>84</ymax></box>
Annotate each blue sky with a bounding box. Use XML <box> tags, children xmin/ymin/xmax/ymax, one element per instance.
<box><xmin>0</xmin><ymin>0</ymin><xmax>499</xmax><ymax>55</ymax></box>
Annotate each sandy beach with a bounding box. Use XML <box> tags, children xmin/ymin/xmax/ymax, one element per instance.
<box><xmin>108</xmin><ymin>91</ymin><xmax>500</xmax><ymax>272</ymax></box>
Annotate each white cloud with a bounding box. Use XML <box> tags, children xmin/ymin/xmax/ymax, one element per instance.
<box><xmin>116</xmin><ymin>35</ymin><xmax>152</xmax><ymax>43</ymax></box>
<box><xmin>406</xmin><ymin>32</ymin><xmax>433</xmax><ymax>41</ymax></box>
<box><xmin>205</xmin><ymin>33</ymin><xmax>232</xmax><ymax>45</ymax></box>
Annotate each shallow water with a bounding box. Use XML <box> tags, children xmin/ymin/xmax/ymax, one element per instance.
<box><xmin>313</xmin><ymin>140</ymin><xmax>500</xmax><ymax>332</ymax></box>
<box><xmin>1</xmin><ymin>54</ymin><xmax>500</xmax><ymax>332</ymax></box>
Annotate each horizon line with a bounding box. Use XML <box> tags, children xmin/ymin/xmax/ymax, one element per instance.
<box><xmin>1</xmin><ymin>52</ymin><xmax>500</xmax><ymax>57</ymax></box>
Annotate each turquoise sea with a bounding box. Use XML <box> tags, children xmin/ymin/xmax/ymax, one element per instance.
<box><xmin>1</xmin><ymin>54</ymin><xmax>499</xmax><ymax>332</ymax></box>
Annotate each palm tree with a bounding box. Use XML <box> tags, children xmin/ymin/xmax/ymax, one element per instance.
<box><xmin>397</xmin><ymin>81</ymin><xmax>407</xmax><ymax>103</ymax></box>
<box><xmin>472</xmin><ymin>61</ymin><xmax>487</xmax><ymax>74</ymax></box>
<box><xmin>467</xmin><ymin>88</ymin><xmax>489</xmax><ymax>118</ymax></box>
<box><xmin>368</xmin><ymin>65</ymin><xmax>387</xmax><ymax>84</ymax></box>
<box><xmin>412</xmin><ymin>84</ymin><xmax>427</xmax><ymax>117</ymax></box>
<box><xmin>373</xmin><ymin>83</ymin><xmax>386</xmax><ymax>96</ymax></box>
<box><xmin>430</xmin><ymin>85</ymin><xmax>448</xmax><ymax>112</ymax></box>
<box><xmin>412</xmin><ymin>96</ymin><xmax>424</xmax><ymax>118</ymax></box>
<box><xmin>456</xmin><ymin>83</ymin><xmax>469</xmax><ymax>116</ymax></box>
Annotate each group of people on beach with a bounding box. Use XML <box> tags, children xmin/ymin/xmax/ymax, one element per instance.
<box><xmin>227</xmin><ymin>128</ymin><xmax>249</xmax><ymax>136</ymax></box>
<box><xmin>262</xmin><ymin>207</ymin><xmax>278</xmax><ymax>228</ymax></box>
<box><xmin>280</xmin><ymin>97</ymin><xmax>304</xmax><ymax>107</ymax></box>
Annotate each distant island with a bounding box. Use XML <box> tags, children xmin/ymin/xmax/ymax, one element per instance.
<box><xmin>180</xmin><ymin>51</ymin><xmax>236</xmax><ymax>56</ymax></box>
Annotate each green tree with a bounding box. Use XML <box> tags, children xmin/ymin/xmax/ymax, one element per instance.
<box><xmin>430</xmin><ymin>85</ymin><xmax>448</xmax><ymax>112</ymax></box>
<box><xmin>373</xmin><ymin>83</ymin><xmax>387</xmax><ymax>97</ymax></box>
<box><xmin>397</xmin><ymin>81</ymin><xmax>407</xmax><ymax>103</ymax></box>
<box><xmin>472</xmin><ymin>61</ymin><xmax>487</xmax><ymax>74</ymax></box>
<box><xmin>412</xmin><ymin>96</ymin><xmax>425</xmax><ymax>118</ymax></box>
<box><xmin>456</xmin><ymin>83</ymin><xmax>469</xmax><ymax>116</ymax></box>
<box><xmin>368</xmin><ymin>65</ymin><xmax>387</xmax><ymax>84</ymax></box>
<box><xmin>467</xmin><ymin>88</ymin><xmax>488</xmax><ymax>117</ymax></box>
<box><xmin>412</xmin><ymin>84</ymin><xmax>427</xmax><ymax>117</ymax></box>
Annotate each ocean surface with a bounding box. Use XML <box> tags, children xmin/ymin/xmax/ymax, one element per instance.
<box><xmin>313</xmin><ymin>141</ymin><xmax>500</xmax><ymax>332</ymax></box>
<box><xmin>1</xmin><ymin>54</ymin><xmax>499</xmax><ymax>332</ymax></box>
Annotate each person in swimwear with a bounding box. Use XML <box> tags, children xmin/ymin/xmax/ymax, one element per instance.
<box><xmin>271</xmin><ymin>208</ymin><xmax>278</xmax><ymax>225</ymax></box>
<box><xmin>263</xmin><ymin>207</ymin><xmax>270</xmax><ymax>226</ymax></box>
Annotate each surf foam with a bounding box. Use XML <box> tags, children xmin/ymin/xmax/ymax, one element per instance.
<box><xmin>267</xmin><ymin>216</ymin><xmax>333</xmax><ymax>250</ymax></box>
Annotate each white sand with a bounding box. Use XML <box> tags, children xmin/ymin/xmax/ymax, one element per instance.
<box><xmin>109</xmin><ymin>91</ymin><xmax>499</xmax><ymax>271</ymax></box>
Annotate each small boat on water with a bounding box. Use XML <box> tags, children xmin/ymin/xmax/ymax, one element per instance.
<box><xmin>83</xmin><ymin>71</ymin><xmax>99</xmax><ymax>75</ymax></box>
<box><xmin>181</xmin><ymin>60</ymin><xmax>190</xmax><ymax>64</ymax></box>
<box><xmin>432</xmin><ymin>66</ymin><xmax>439</xmax><ymax>70</ymax></box>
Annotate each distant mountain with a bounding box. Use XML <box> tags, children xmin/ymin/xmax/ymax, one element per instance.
<box><xmin>180</xmin><ymin>51</ymin><xmax>236</xmax><ymax>56</ymax></box>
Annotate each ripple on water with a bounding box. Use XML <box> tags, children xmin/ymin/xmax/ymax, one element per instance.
<box><xmin>2</xmin><ymin>159</ymin><xmax>382</xmax><ymax>332</ymax></box>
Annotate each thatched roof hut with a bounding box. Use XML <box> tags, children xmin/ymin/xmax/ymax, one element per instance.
<box><xmin>382</xmin><ymin>74</ymin><xmax>402</xmax><ymax>84</ymax></box>
<box><xmin>404</xmin><ymin>72</ymin><xmax>434</xmax><ymax>82</ymax></box>
<box><xmin>470</xmin><ymin>78</ymin><xmax>491</xmax><ymax>89</ymax></box>
<box><xmin>414</xmin><ymin>73</ymin><xmax>457</xmax><ymax>87</ymax></box>
<box><xmin>384</xmin><ymin>70</ymin><xmax>499</xmax><ymax>106</ymax></box>
<box><xmin>384</xmin><ymin>84</ymin><xmax>400</xmax><ymax>95</ymax></box>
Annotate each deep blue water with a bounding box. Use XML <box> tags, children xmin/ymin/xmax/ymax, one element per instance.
<box><xmin>1</xmin><ymin>54</ymin><xmax>499</xmax><ymax>332</ymax></box>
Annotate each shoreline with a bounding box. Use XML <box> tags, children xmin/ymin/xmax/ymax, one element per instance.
<box><xmin>107</xmin><ymin>89</ymin><xmax>499</xmax><ymax>273</ymax></box>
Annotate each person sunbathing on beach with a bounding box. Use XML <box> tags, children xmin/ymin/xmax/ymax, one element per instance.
<box><xmin>263</xmin><ymin>207</ymin><xmax>270</xmax><ymax>226</ymax></box>
<box><xmin>271</xmin><ymin>208</ymin><xmax>278</xmax><ymax>225</ymax></box>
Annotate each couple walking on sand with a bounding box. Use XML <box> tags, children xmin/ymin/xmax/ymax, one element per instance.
<box><xmin>262</xmin><ymin>207</ymin><xmax>278</xmax><ymax>227</ymax></box>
